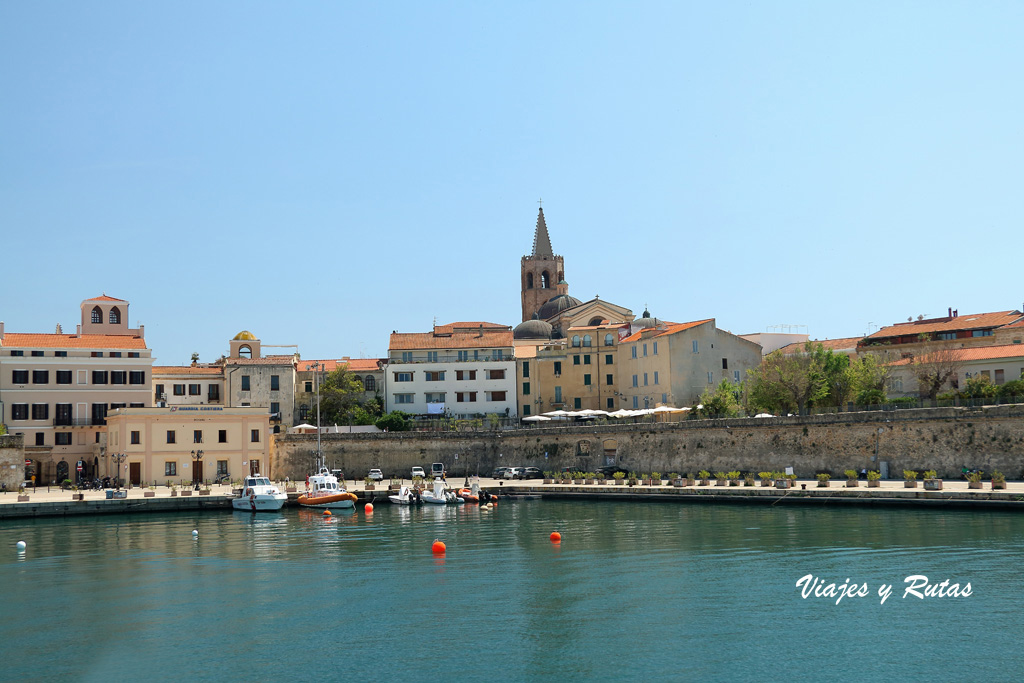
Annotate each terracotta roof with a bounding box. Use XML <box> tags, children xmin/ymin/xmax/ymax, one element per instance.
<box><xmin>619</xmin><ymin>320</ymin><xmax>709</xmax><ymax>344</ymax></box>
<box><xmin>429</xmin><ymin>322</ymin><xmax>511</xmax><ymax>335</ymax></box>
<box><xmin>864</xmin><ymin>310</ymin><xmax>1023</xmax><ymax>341</ymax></box>
<box><xmin>0</xmin><ymin>333</ymin><xmax>147</xmax><ymax>349</ymax></box>
<box><xmin>390</xmin><ymin>329</ymin><xmax>513</xmax><ymax>351</ymax></box>
<box><xmin>297</xmin><ymin>358</ymin><xmax>382</xmax><ymax>373</ymax></box>
<box><xmin>778</xmin><ymin>337</ymin><xmax>864</xmax><ymax>355</ymax></box>
<box><xmin>1004</xmin><ymin>318</ymin><xmax>1024</xmax><ymax>329</ymax></box>
<box><xmin>84</xmin><ymin>295</ymin><xmax>128</xmax><ymax>303</ymax></box>
<box><xmin>887</xmin><ymin>345</ymin><xmax>1024</xmax><ymax>366</ymax></box>
<box><xmin>153</xmin><ymin>366</ymin><xmax>224</xmax><ymax>376</ymax></box>
<box><xmin>223</xmin><ymin>355</ymin><xmax>297</xmax><ymax>366</ymax></box>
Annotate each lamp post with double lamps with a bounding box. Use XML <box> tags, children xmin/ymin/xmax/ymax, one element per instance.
<box><xmin>191</xmin><ymin>449</ymin><xmax>204</xmax><ymax>489</ymax></box>
<box><xmin>110</xmin><ymin>453</ymin><xmax>127</xmax><ymax>490</ymax></box>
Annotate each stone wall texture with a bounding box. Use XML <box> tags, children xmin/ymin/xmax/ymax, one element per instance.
<box><xmin>272</xmin><ymin>405</ymin><xmax>1024</xmax><ymax>481</ymax></box>
<box><xmin>0</xmin><ymin>434</ymin><xmax>25</xmax><ymax>491</ymax></box>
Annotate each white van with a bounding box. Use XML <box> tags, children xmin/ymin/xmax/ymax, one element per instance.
<box><xmin>430</xmin><ymin>462</ymin><xmax>446</xmax><ymax>479</ymax></box>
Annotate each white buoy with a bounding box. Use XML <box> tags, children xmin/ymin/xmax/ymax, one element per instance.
<box><xmin>16</xmin><ymin>541</ymin><xmax>26</xmax><ymax>551</ymax></box>
<box><xmin>192</xmin><ymin>530</ymin><xmax>198</xmax><ymax>537</ymax></box>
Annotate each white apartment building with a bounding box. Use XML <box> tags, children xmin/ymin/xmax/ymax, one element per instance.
<box><xmin>387</xmin><ymin>322</ymin><xmax>517</xmax><ymax>419</ymax></box>
<box><xmin>0</xmin><ymin>295</ymin><xmax>153</xmax><ymax>484</ymax></box>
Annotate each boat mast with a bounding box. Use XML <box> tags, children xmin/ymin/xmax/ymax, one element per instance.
<box><xmin>312</xmin><ymin>360</ymin><xmax>323</xmax><ymax>470</ymax></box>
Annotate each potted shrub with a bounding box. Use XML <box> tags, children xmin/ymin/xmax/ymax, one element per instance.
<box><xmin>727</xmin><ymin>471</ymin><xmax>741</xmax><ymax>486</ymax></box>
<box><xmin>686</xmin><ymin>473</ymin><xmax>696</xmax><ymax>486</ymax></box>
<box><xmin>543</xmin><ymin>471</ymin><xmax>554</xmax><ymax>484</ymax></box>
<box><xmin>574</xmin><ymin>471</ymin><xmax>586</xmax><ymax>485</ymax></box>
<box><xmin>923</xmin><ymin>470</ymin><xmax>942</xmax><ymax>491</ymax></box>
<box><xmin>170</xmin><ymin>483</ymin><xmax>178</xmax><ymax>497</ymax></box>
<box><xmin>758</xmin><ymin>472</ymin><xmax>773</xmax><ymax>487</ymax></box>
<box><xmin>966</xmin><ymin>470</ymin><xmax>983</xmax><ymax>490</ymax></box>
<box><xmin>647</xmin><ymin>472</ymin><xmax>659</xmax><ymax>486</ymax></box>
<box><xmin>144</xmin><ymin>484</ymin><xmax>156</xmax><ymax>498</ymax></box>
<box><xmin>199</xmin><ymin>483</ymin><xmax>212</xmax><ymax>496</ymax></box>
<box><xmin>17</xmin><ymin>484</ymin><xmax>29</xmax><ymax>502</ymax></box>
<box><xmin>585</xmin><ymin>472</ymin><xmax>596</xmax><ymax>485</ymax></box>
<box><xmin>364</xmin><ymin>476</ymin><xmax>376</xmax><ymax>491</ymax></box>
<box><xmin>816</xmin><ymin>472</ymin><xmax>831</xmax><ymax>488</ymax></box>
<box><xmin>743</xmin><ymin>473</ymin><xmax>755</xmax><ymax>487</ymax></box>
<box><xmin>991</xmin><ymin>471</ymin><xmax>1007</xmax><ymax>490</ymax></box>
<box><xmin>867</xmin><ymin>470</ymin><xmax>881</xmax><ymax>488</ymax></box>
<box><xmin>845</xmin><ymin>470</ymin><xmax>859</xmax><ymax>488</ymax></box>
<box><xmin>698</xmin><ymin>470</ymin><xmax>711</xmax><ymax>486</ymax></box>
<box><xmin>627</xmin><ymin>472</ymin><xmax>639</xmax><ymax>486</ymax></box>
<box><xmin>775</xmin><ymin>475</ymin><xmax>791</xmax><ymax>489</ymax></box>
<box><xmin>613</xmin><ymin>471</ymin><xmax>626</xmax><ymax>486</ymax></box>
<box><xmin>669</xmin><ymin>472</ymin><xmax>682</xmax><ymax>487</ymax></box>
<box><xmin>903</xmin><ymin>470</ymin><xmax>919</xmax><ymax>488</ymax></box>
<box><xmin>714</xmin><ymin>471</ymin><xmax>728</xmax><ymax>486</ymax></box>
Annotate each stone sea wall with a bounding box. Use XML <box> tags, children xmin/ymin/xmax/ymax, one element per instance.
<box><xmin>0</xmin><ymin>434</ymin><xmax>25</xmax><ymax>491</ymax></box>
<box><xmin>272</xmin><ymin>405</ymin><xmax>1024</xmax><ymax>481</ymax></box>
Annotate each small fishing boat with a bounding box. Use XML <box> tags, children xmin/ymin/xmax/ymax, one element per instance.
<box><xmin>388</xmin><ymin>485</ymin><xmax>421</xmax><ymax>505</ymax></box>
<box><xmin>458</xmin><ymin>487</ymin><xmax>479</xmax><ymax>503</ymax></box>
<box><xmin>298</xmin><ymin>468</ymin><xmax>358</xmax><ymax>509</ymax></box>
<box><xmin>421</xmin><ymin>479</ymin><xmax>463</xmax><ymax>505</ymax></box>
<box><xmin>232</xmin><ymin>474</ymin><xmax>288</xmax><ymax>512</ymax></box>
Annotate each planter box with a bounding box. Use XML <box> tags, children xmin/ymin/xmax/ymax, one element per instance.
<box><xmin>686</xmin><ymin>479</ymin><xmax>696</xmax><ymax>486</ymax></box>
<box><xmin>868</xmin><ymin>480</ymin><xmax>881</xmax><ymax>488</ymax></box>
<box><xmin>923</xmin><ymin>479</ymin><xmax>943</xmax><ymax>491</ymax></box>
<box><xmin>846</xmin><ymin>480</ymin><xmax>858</xmax><ymax>487</ymax></box>
<box><xmin>144</xmin><ymin>491</ymin><xmax>156</xmax><ymax>497</ymax></box>
<box><xmin>180</xmin><ymin>490</ymin><xmax>192</xmax><ymax>496</ymax></box>
<box><xmin>170</xmin><ymin>491</ymin><xmax>178</xmax><ymax>497</ymax></box>
<box><xmin>543</xmin><ymin>479</ymin><xmax>553</xmax><ymax>484</ymax></box>
<box><xmin>574</xmin><ymin>479</ymin><xmax>585</xmax><ymax>485</ymax></box>
<box><xmin>716</xmin><ymin>480</ymin><xmax>728</xmax><ymax>486</ymax></box>
<box><xmin>992</xmin><ymin>481</ymin><xmax>1007</xmax><ymax>490</ymax></box>
<box><xmin>775</xmin><ymin>480</ymin><xmax>791</xmax><ymax>489</ymax></box>
<box><xmin>817</xmin><ymin>480</ymin><xmax>831</xmax><ymax>487</ymax></box>
<box><xmin>199</xmin><ymin>489</ymin><xmax>211</xmax><ymax>496</ymax></box>
<box><xmin>699</xmin><ymin>480</ymin><xmax>710</xmax><ymax>486</ymax></box>
<box><xmin>904</xmin><ymin>481</ymin><xmax>918</xmax><ymax>488</ymax></box>
<box><xmin>71</xmin><ymin>493</ymin><xmax>85</xmax><ymax>501</ymax></box>
<box><xmin>968</xmin><ymin>481</ymin><xmax>983</xmax><ymax>489</ymax></box>
<box><xmin>760</xmin><ymin>479</ymin><xmax>773</xmax><ymax>487</ymax></box>
<box><xmin>744</xmin><ymin>480</ymin><xmax>755</xmax><ymax>487</ymax></box>
<box><xmin>365</xmin><ymin>484</ymin><xmax>375</xmax><ymax>490</ymax></box>
<box><xmin>17</xmin><ymin>495</ymin><xmax>29</xmax><ymax>502</ymax></box>
<box><xmin>672</xmin><ymin>479</ymin><xmax>683</xmax><ymax>487</ymax></box>
<box><xmin>562</xmin><ymin>479</ymin><xmax>573</xmax><ymax>485</ymax></box>
<box><xmin>615</xmin><ymin>479</ymin><xmax>625</xmax><ymax>485</ymax></box>
<box><xmin>286</xmin><ymin>486</ymin><xmax>298</xmax><ymax>493</ymax></box>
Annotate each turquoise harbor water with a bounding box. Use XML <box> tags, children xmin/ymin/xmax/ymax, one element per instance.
<box><xmin>3</xmin><ymin>501</ymin><xmax>1023</xmax><ymax>681</ymax></box>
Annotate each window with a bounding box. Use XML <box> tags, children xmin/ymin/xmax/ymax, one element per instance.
<box><xmin>583</xmin><ymin>335</ymin><xmax>592</xmax><ymax>347</ymax></box>
<box><xmin>12</xmin><ymin>370</ymin><xmax>28</xmax><ymax>384</ymax></box>
<box><xmin>55</xmin><ymin>351</ymin><xmax>68</xmax><ymax>357</ymax></box>
<box><xmin>427</xmin><ymin>351</ymin><xmax>438</xmax><ymax>362</ymax></box>
<box><xmin>424</xmin><ymin>392</ymin><xmax>446</xmax><ymax>403</ymax></box>
<box><xmin>643</xmin><ymin>343</ymin><xmax>647</xmax><ymax>357</ymax></box>
<box><xmin>456</xmin><ymin>370</ymin><xmax>477</xmax><ymax>381</ymax></box>
<box><xmin>584</xmin><ymin>355</ymin><xmax>591</xmax><ymax>365</ymax></box>
<box><xmin>401</xmin><ymin>351</ymin><xmax>413</xmax><ymax>362</ymax></box>
<box><xmin>394</xmin><ymin>372</ymin><xmax>413</xmax><ymax>382</ymax></box>
<box><xmin>693</xmin><ymin>340</ymin><xmax>699</xmax><ymax>353</ymax></box>
<box><xmin>91</xmin><ymin>306</ymin><xmax>102</xmax><ymax>324</ymax></box>
<box><xmin>456</xmin><ymin>392</ymin><xmax>478</xmax><ymax>403</ymax></box>
<box><xmin>574</xmin><ymin>355</ymin><xmax>581</xmax><ymax>366</ymax></box>
<box><xmin>173</xmin><ymin>384</ymin><xmax>185</xmax><ymax>396</ymax></box>
<box><xmin>654</xmin><ymin>371</ymin><xmax>659</xmax><ymax>385</ymax></box>
<box><xmin>632</xmin><ymin>375</ymin><xmax>638</xmax><ymax>387</ymax></box>
<box><xmin>662</xmin><ymin>393</ymin><xmax>668</xmax><ymax>404</ymax></box>
<box><xmin>194</xmin><ymin>430</ymin><xmax>203</xmax><ymax>443</ymax></box>
<box><xmin>167</xmin><ymin>430</ymin><xmax>176</xmax><ymax>444</ymax></box>
<box><xmin>128</xmin><ymin>352</ymin><xmax>139</xmax><ymax>358</ymax></box>
<box><xmin>217</xmin><ymin>460</ymin><xmax>228</xmax><ymax>476</ymax></box>
<box><xmin>36</xmin><ymin>433</ymin><xmax>45</xmax><ymax>446</ymax></box>
<box><xmin>938</xmin><ymin>332</ymin><xmax>956</xmax><ymax>340</ymax></box>
<box><xmin>522</xmin><ymin>361</ymin><xmax>530</xmax><ymax>378</ymax></box>
<box><xmin>972</xmin><ymin>330</ymin><xmax>993</xmax><ymax>337</ymax></box>
<box><xmin>55</xmin><ymin>370</ymin><xmax>72</xmax><ymax>384</ymax></box>
<box><xmin>494</xmin><ymin>349</ymin><xmax>503</xmax><ymax>360</ymax></box>
<box><xmin>523</xmin><ymin>404</ymin><xmax>531</xmax><ymax>416</ymax></box>
<box><xmin>56</xmin><ymin>433</ymin><xmax>72</xmax><ymax>446</ymax></box>
<box><xmin>553</xmin><ymin>361</ymin><xmax>561</xmax><ymax>376</ymax></box>
<box><xmin>606</xmin><ymin>374</ymin><xmax>613</xmax><ymax>385</ymax></box>
<box><xmin>457</xmin><ymin>351</ymin><xmax>469</xmax><ymax>362</ymax></box>
<box><xmin>653</xmin><ymin>342</ymin><xmax>658</xmax><ymax>355</ymax></box>
<box><xmin>219</xmin><ymin>430</ymin><xmax>228</xmax><ymax>443</ymax></box>
<box><xmin>633</xmin><ymin>396</ymin><xmax>639</xmax><ymax>409</ymax></box>
<box><xmin>9</xmin><ymin>350</ymin><xmax>23</xmax><ymax>356</ymax></box>
<box><xmin>110</xmin><ymin>402</ymin><xmax>126</xmax><ymax>411</ymax></box>
<box><xmin>32</xmin><ymin>404</ymin><xmax>49</xmax><ymax>420</ymax></box>
<box><xmin>574</xmin><ymin>398</ymin><xmax>582</xmax><ymax>409</ymax></box>
<box><xmin>425</xmin><ymin>371</ymin><xmax>445</xmax><ymax>381</ymax></box>
<box><xmin>303</xmin><ymin>380</ymin><xmax>313</xmax><ymax>392</ymax></box>
<box><xmin>92</xmin><ymin>403</ymin><xmax>107</xmax><ymax>425</ymax></box>
<box><xmin>110</xmin><ymin>352</ymin><xmax>122</xmax><ymax>358</ymax></box>
<box><xmin>250</xmin><ymin>429</ymin><xmax>260</xmax><ymax>443</ymax></box>
<box><xmin>364</xmin><ymin>376</ymin><xmax>375</xmax><ymax>391</ymax></box>
<box><xmin>129</xmin><ymin>371</ymin><xmax>145</xmax><ymax>385</ymax></box>
<box><xmin>241</xmin><ymin>375</ymin><xmax>250</xmax><ymax>391</ymax></box>
<box><xmin>271</xmin><ymin>375</ymin><xmax>280</xmax><ymax>391</ymax></box>
<box><xmin>32</xmin><ymin>370</ymin><xmax>49</xmax><ymax>384</ymax></box>
<box><xmin>238</xmin><ymin>345</ymin><xmax>252</xmax><ymax>359</ymax></box>
<box><xmin>523</xmin><ymin>382</ymin><xmax>530</xmax><ymax>395</ymax></box>
<box><xmin>165</xmin><ymin>462</ymin><xmax>177</xmax><ymax>476</ymax></box>
<box><xmin>111</xmin><ymin>371</ymin><xmax>127</xmax><ymax>385</ymax></box>
<box><xmin>605</xmin><ymin>334</ymin><xmax>614</xmax><ymax>346</ymax></box>
<box><xmin>55</xmin><ymin>404</ymin><xmax>72</xmax><ymax>425</ymax></box>
<box><xmin>186</xmin><ymin>383</ymin><xmax>200</xmax><ymax>395</ymax></box>
<box><xmin>109</xmin><ymin>307</ymin><xmax>121</xmax><ymax>324</ymax></box>
<box><xmin>722</xmin><ymin>358</ymin><xmax>728</xmax><ymax>370</ymax></box>
<box><xmin>631</xmin><ymin>346</ymin><xmax>637</xmax><ymax>359</ymax></box>
<box><xmin>129</xmin><ymin>403</ymin><xmax>144</xmax><ymax>408</ymax></box>
<box><xmin>31</xmin><ymin>350</ymin><xmax>43</xmax><ymax>357</ymax></box>
<box><xmin>643</xmin><ymin>373</ymin><xmax>648</xmax><ymax>386</ymax></box>
<box><xmin>91</xmin><ymin>370</ymin><xmax>108</xmax><ymax>385</ymax></box>
<box><xmin>131</xmin><ymin>431</ymin><xmax>141</xmax><ymax>445</ymax></box>
<box><xmin>707</xmin><ymin>371</ymin><xmax>714</xmax><ymax>384</ymax></box>
<box><xmin>734</xmin><ymin>370</ymin><xmax>741</xmax><ymax>383</ymax></box>
<box><xmin>995</xmin><ymin>369</ymin><xmax>1005</xmax><ymax>385</ymax></box>
<box><xmin>554</xmin><ymin>386</ymin><xmax>562</xmax><ymax>403</ymax></box>
<box><xmin>155</xmin><ymin>384</ymin><xmax>165</xmax><ymax>399</ymax></box>
<box><xmin>11</xmin><ymin>404</ymin><xmax>28</xmax><ymax>420</ymax></box>
<box><xmin>584</xmin><ymin>374</ymin><xmax>591</xmax><ymax>386</ymax></box>
<box><xmin>394</xmin><ymin>393</ymin><xmax>414</xmax><ymax>404</ymax></box>
<box><xmin>486</xmin><ymin>369</ymin><xmax>505</xmax><ymax>380</ymax></box>
<box><xmin>607</xmin><ymin>398</ymin><xmax>615</xmax><ymax>409</ymax></box>
<box><xmin>572</xmin><ymin>335</ymin><xmax>581</xmax><ymax>347</ymax></box>
<box><xmin>487</xmin><ymin>391</ymin><xmax>507</xmax><ymax>401</ymax></box>
<box><xmin>91</xmin><ymin>351</ymin><xmax>103</xmax><ymax>358</ymax></box>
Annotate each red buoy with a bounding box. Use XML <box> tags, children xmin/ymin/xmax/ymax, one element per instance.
<box><xmin>365</xmin><ymin>503</ymin><xmax>374</xmax><ymax>513</ymax></box>
<box><xmin>550</xmin><ymin>531</ymin><xmax>561</xmax><ymax>543</ymax></box>
<box><xmin>432</xmin><ymin>540</ymin><xmax>446</xmax><ymax>554</ymax></box>
<box><xmin>323</xmin><ymin>509</ymin><xmax>332</xmax><ymax>517</ymax></box>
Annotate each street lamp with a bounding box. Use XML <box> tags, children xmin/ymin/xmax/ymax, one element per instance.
<box><xmin>110</xmin><ymin>452</ymin><xmax>127</xmax><ymax>490</ymax></box>
<box><xmin>191</xmin><ymin>449</ymin><xmax>204</xmax><ymax>489</ymax></box>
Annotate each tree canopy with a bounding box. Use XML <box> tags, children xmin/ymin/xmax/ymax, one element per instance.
<box><xmin>315</xmin><ymin>365</ymin><xmax>374</xmax><ymax>425</ymax></box>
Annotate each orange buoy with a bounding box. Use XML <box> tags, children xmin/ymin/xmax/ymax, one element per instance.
<box><xmin>431</xmin><ymin>539</ymin><xmax>446</xmax><ymax>554</ymax></box>
<box><xmin>365</xmin><ymin>503</ymin><xmax>374</xmax><ymax>513</ymax></box>
<box><xmin>323</xmin><ymin>509</ymin><xmax>332</xmax><ymax>517</ymax></box>
<box><xmin>550</xmin><ymin>531</ymin><xmax>561</xmax><ymax>543</ymax></box>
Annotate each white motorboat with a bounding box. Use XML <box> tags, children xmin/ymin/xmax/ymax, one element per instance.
<box><xmin>388</xmin><ymin>485</ymin><xmax>421</xmax><ymax>505</ymax></box>
<box><xmin>232</xmin><ymin>474</ymin><xmax>288</xmax><ymax>512</ymax></box>
<box><xmin>420</xmin><ymin>479</ymin><xmax>464</xmax><ymax>505</ymax></box>
<box><xmin>298</xmin><ymin>468</ymin><xmax>358</xmax><ymax>509</ymax></box>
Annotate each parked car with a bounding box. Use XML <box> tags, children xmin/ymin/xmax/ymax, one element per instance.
<box><xmin>518</xmin><ymin>467</ymin><xmax>543</xmax><ymax>480</ymax></box>
<box><xmin>504</xmin><ymin>467</ymin><xmax>522</xmax><ymax>479</ymax></box>
<box><xmin>368</xmin><ymin>468</ymin><xmax>384</xmax><ymax>481</ymax></box>
<box><xmin>492</xmin><ymin>467</ymin><xmax>510</xmax><ymax>479</ymax></box>
<box><xmin>411</xmin><ymin>466</ymin><xmax>426</xmax><ymax>479</ymax></box>
<box><xmin>430</xmin><ymin>462</ymin><xmax>446</xmax><ymax>478</ymax></box>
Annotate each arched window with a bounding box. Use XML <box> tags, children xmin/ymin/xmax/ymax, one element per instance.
<box><xmin>605</xmin><ymin>333</ymin><xmax>614</xmax><ymax>346</ymax></box>
<box><xmin>541</xmin><ymin>271</ymin><xmax>550</xmax><ymax>288</ymax></box>
<box><xmin>91</xmin><ymin>306</ymin><xmax>102</xmax><ymax>324</ymax></box>
<box><xmin>108</xmin><ymin>307</ymin><xmax>121</xmax><ymax>324</ymax></box>
<box><xmin>583</xmin><ymin>335</ymin><xmax>592</xmax><ymax>347</ymax></box>
<box><xmin>526</xmin><ymin>272</ymin><xmax>534</xmax><ymax>289</ymax></box>
<box><xmin>572</xmin><ymin>335</ymin><xmax>580</xmax><ymax>347</ymax></box>
<box><xmin>364</xmin><ymin>376</ymin><xmax>376</xmax><ymax>392</ymax></box>
<box><xmin>589</xmin><ymin>317</ymin><xmax>603</xmax><ymax>326</ymax></box>
<box><xmin>238</xmin><ymin>345</ymin><xmax>252</xmax><ymax>359</ymax></box>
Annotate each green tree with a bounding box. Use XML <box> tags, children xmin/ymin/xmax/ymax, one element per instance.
<box><xmin>963</xmin><ymin>374</ymin><xmax>997</xmax><ymax>399</ymax></box>
<box><xmin>316</xmin><ymin>364</ymin><xmax>367</xmax><ymax>424</ymax></box>
<box><xmin>849</xmin><ymin>352</ymin><xmax>896</xmax><ymax>404</ymax></box>
<box><xmin>812</xmin><ymin>346</ymin><xmax>853</xmax><ymax>408</ymax></box>
<box><xmin>697</xmin><ymin>379</ymin><xmax>741</xmax><ymax>418</ymax></box>
<box><xmin>912</xmin><ymin>348</ymin><xmax>965</xmax><ymax>400</ymax></box>
<box><xmin>746</xmin><ymin>344</ymin><xmax>829</xmax><ymax>415</ymax></box>
<box><xmin>375</xmin><ymin>411</ymin><xmax>411</xmax><ymax>431</ymax></box>
<box><xmin>997</xmin><ymin>379</ymin><xmax>1024</xmax><ymax>400</ymax></box>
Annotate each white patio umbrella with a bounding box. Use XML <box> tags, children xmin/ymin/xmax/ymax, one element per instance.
<box><xmin>542</xmin><ymin>410</ymin><xmax>572</xmax><ymax>419</ymax></box>
<box><xmin>754</xmin><ymin>413</ymin><xmax>774</xmax><ymax>418</ymax></box>
<box><xmin>607</xmin><ymin>409</ymin><xmax>633</xmax><ymax>418</ymax></box>
<box><xmin>522</xmin><ymin>415</ymin><xmax>551</xmax><ymax>422</ymax></box>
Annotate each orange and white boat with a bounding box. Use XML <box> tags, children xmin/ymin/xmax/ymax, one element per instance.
<box><xmin>458</xmin><ymin>487</ymin><xmax>479</xmax><ymax>503</ymax></box>
<box><xmin>298</xmin><ymin>468</ymin><xmax>358</xmax><ymax>509</ymax></box>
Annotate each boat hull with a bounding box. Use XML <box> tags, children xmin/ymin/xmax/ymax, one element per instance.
<box><xmin>231</xmin><ymin>494</ymin><xmax>287</xmax><ymax>511</ymax></box>
<box><xmin>297</xmin><ymin>493</ymin><xmax>357</xmax><ymax>509</ymax></box>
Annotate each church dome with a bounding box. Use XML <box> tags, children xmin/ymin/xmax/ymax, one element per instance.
<box><xmin>633</xmin><ymin>308</ymin><xmax>658</xmax><ymax>329</ymax></box>
<box><xmin>536</xmin><ymin>293</ymin><xmax>582</xmax><ymax>320</ymax></box>
<box><xmin>233</xmin><ymin>330</ymin><xmax>258</xmax><ymax>341</ymax></box>
<box><xmin>514</xmin><ymin>317</ymin><xmax>553</xmax><ymax>340</ymax></box>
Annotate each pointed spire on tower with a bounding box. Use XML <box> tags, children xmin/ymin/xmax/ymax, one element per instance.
<box><xmin>532</xmin><ymin>206</ymin><xmax>554</xmax><ymax>259</ymax></box>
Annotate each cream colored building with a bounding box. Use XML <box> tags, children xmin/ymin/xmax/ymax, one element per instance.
<box><xmin>153</xmin><ymin>364</ymin><xmax>224</xmax><ymax>406</ymax></box>
<box><xmin>0</xmin><ymin>295</ymin><xmax>152</xmax><ymax>485</ymax></box>
<box><xmin>221</xmin><ymin>331</ymin><xmax>298</xmax><ymax>434</ymax></box>
<box><xmin>105</xmin><ymin>406</ymin><xmax>271</xmax><ymax>485</ymax></box>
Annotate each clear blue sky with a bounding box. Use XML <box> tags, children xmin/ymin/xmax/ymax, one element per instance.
<box><xmin>3</xmin><ymin>2</ymin><xmax>1022</xmax><ymax>365</ymax></box>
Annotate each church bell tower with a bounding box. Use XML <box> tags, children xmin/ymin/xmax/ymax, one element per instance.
<box><xmin>520</xmin><ymin>206</ymin><xmax>567</xmax><ymax>322</ymax></box>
